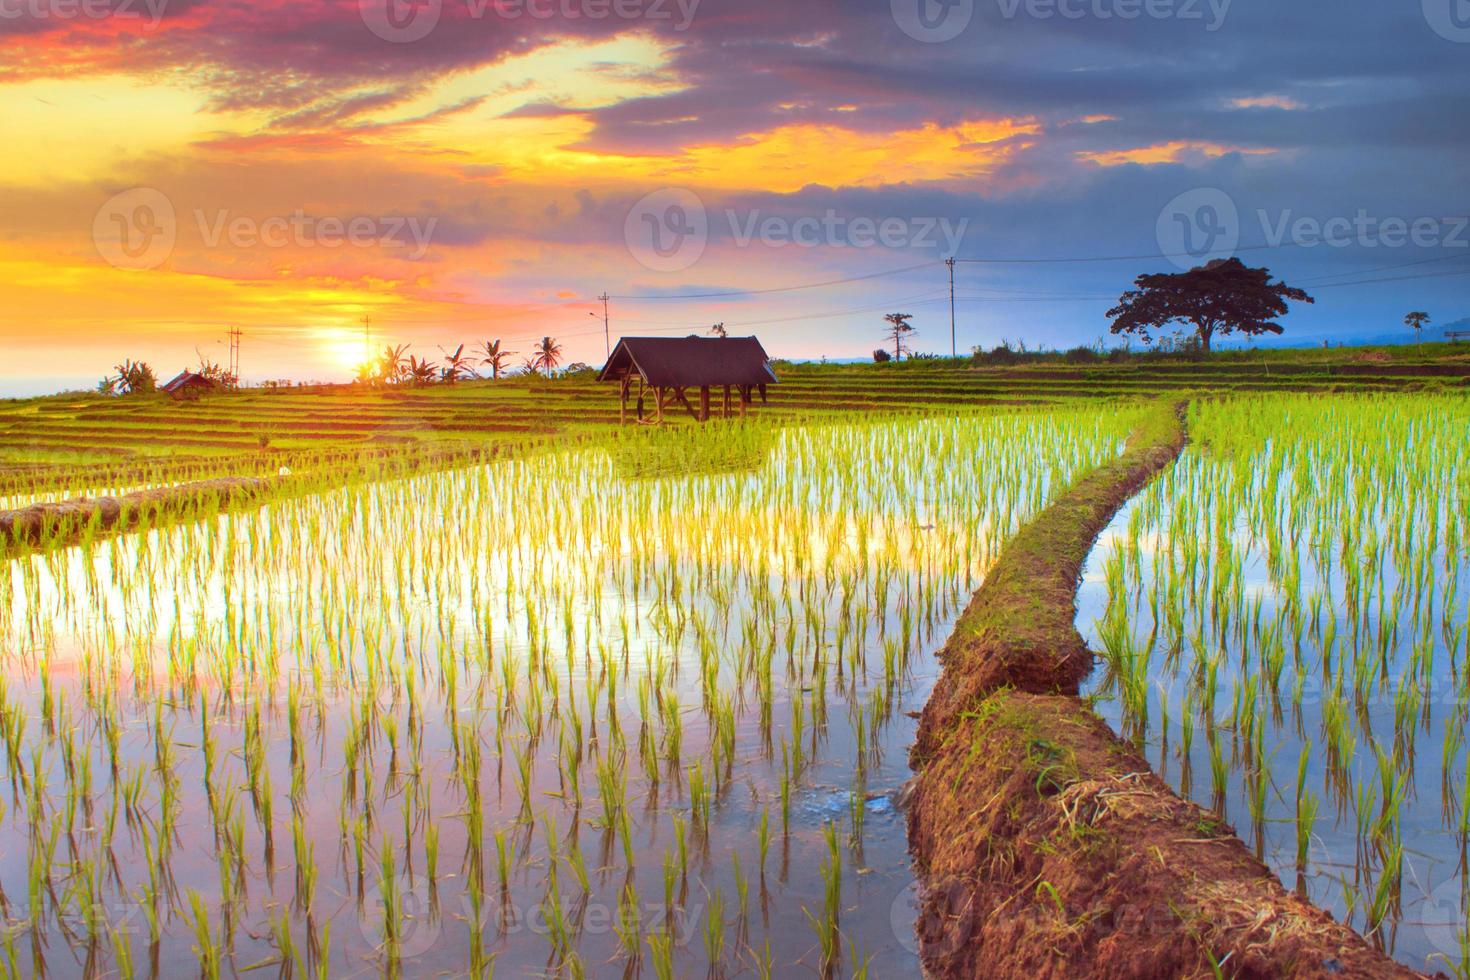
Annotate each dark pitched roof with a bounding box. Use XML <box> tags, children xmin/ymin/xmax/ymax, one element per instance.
<box><xmin>598</xmin><ymin>336</ymin><xmax>778</xmax><ymax>388</ymax></box>
<box><xmin>161</xmin><ymin>371</ymin><xmax>215</xmax><ymax>393</ymax></box>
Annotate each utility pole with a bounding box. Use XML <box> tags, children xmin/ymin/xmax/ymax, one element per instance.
<box><xmin>227</xmin><ymin>326</ymin><xmax>242</xmax><ymax>382</ymax></box>
<box><xmin>946</xmin><ymin>258</ymin><xmax>957</xmax><ymax>358</ymax></box>
<box><xmin>362</xmin><ymin>314</ymin><xmax>372</xmax><ymax>363</ymax></box>
<box><xmin>598</xmin><ymin>293</ymin><xmax>611</xmax><ymax>358</ymax></box>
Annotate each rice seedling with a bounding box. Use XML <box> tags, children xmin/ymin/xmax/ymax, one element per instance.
<box><xmin>614</xmin><ymin>881</ymin><xmax>641</xmax><ymax>961</ymax></box>
<box><xmin>803</xmin><ymin>823</ymin><xmax>843</xmax><ymax>974</ymax></box>
<box><xmin>704</xmin><ymin>888</ymin><xmax>726</xmax><ymax>967</ymax></box>
<box><xmin>647</xmin><ymin>931</ymin><xmax>675</xmax><ymax>980</ymax></box>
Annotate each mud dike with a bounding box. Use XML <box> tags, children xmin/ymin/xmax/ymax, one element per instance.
<box><xmin>906</xmin><ymin>402</ymin><xmax>1423</xmax><ymax>979</ymax></box>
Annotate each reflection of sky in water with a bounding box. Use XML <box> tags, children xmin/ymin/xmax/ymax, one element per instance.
<box><xmin>1</xmin><ymin>411</ymin><xmax>1130</xmax><ymax>977</ymax></box>
<box><xmin>1078</xmin><ymin>422</ymin><xmax>1470</xmax><ymax>975</ymax></box>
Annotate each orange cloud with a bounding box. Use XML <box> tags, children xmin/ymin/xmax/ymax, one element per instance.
<box><xmin>1077</xmin><ymin>140</ymin><xmax>1276</xmax><ymax>167</ymax></box>
<box><xmin>1228</xmin><ymin>95</ymin><xmax>1303</xmax><ymax>110</ymax></box>
<box><xmin>435</xmin><ymin>115</ymin><xmax>1041</xmax><ymax>193</ymax></box>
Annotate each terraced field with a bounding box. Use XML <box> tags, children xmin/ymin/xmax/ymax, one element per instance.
<box><xmin>3</xmin><ymin>345</ymin><xmax>1466</xmax><ymax>507</ymax></box>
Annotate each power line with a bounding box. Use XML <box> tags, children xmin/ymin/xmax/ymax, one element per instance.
<box><xmin>1309</xmin><ymin>266</ymin><xmax>1470</xmax><ymax>289</ymax></box>
<box><xmin>953</xmin><ymin>241</ymin><xmax>1307</xmax><ymax>265</ymax></box>
<box><xmin>1292</xmin><ymin>251</ymin><xmax>1470</xmax><ymax>285</ymax></box>
<box><xmin>611</xmin><ymin>287</ymin><xmax>951</xmax><ymax>326</ymax></box>
<box><xmin>608</xmin><ymin>261</ymin><xmax>938</xmax><ymax>301</ymax></box>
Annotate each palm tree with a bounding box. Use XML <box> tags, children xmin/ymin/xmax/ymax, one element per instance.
<box><xmin>440</xmin><ymin>344</ymin><xmax>473</xmax><ymax>383</ymax></box>
<box><xmin>107</xmin><ymin>360</ymin><xmax>158</xmax><ymax>395</ymax></box>
<box><xmin>531</xmin><ymin>336</ymin><xmax>563</xmax><ymax>377</ymax></box>
<box><xmin>406</xmin><ymin>355</ymin><xmax>439</xmax><ymax>386</ymax></box>
<box><xmin>480</xmin><ymin>339</ymin><xmax>516</xmax><ymax>380</ymax></box>
<box><xmin>378</xmin><ymin>343</ymin><xmax>410</xmax><ymax>385</ymax></box>
<box><xmin>882</xmin><ymin>313</ymin><xmax>916</xmax><ymax>361</ymax></box>
<box><xmin>1405</xmin><ymin>311</ymin><xmax>1431</xmax><ymax>343</ymax></box>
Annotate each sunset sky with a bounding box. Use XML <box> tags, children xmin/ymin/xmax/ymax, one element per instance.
<box><xmin>2</xmin><ymin>0</ymin><xmax>1468</xmax><ymax>394</ymax></box>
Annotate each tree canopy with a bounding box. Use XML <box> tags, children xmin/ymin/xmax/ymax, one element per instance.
<box><xmin>1107</xmin><ymin>258</ymin><xmax>1314</xmax><ymax>352</ymax></box>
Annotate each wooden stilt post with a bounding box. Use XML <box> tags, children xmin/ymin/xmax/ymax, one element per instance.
<box><xmin>699</xmin><ymin>386</ymin><xmax>710</xmax><ymax>423</ymax></box>
<box><xmin>619</xmin><ymin>378</ymin><xmax>629</xmax><ymax>425</ymax></box>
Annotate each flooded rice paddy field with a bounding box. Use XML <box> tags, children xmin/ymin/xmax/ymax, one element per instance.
<box><xmin>1080</xmin><ymin>393</ymin><xmax>1470</xmax><ymax>975</ymax></box>
<box><xmin>0</xmin><ymin>408</ymin><xmax>1136</xmax><ymax>978</ymax></box>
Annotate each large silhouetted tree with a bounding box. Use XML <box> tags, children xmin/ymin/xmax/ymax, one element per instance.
<box><xmin>882</xmin><ymin>313</ymin><xmax>916</xmax><ymax>361</ymax></box>
<box><xmin>1107</xmin><ymin>258</ymin><xmax>1313</xmax><ymax>352</ymax></box>
<box><xmin>1404</xmin><ymin>311</ymin><xmax>1431</xmax><ymax>343</ymax></box>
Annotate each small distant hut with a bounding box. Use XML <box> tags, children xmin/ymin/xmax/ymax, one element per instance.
<box><xmin>598</xmin><ymin>336</ymin><xmax>778</xmax><ymax>424</ymax></box>
<box><xmin>161</xmin><ymin>371</ymin><xmax>217</xmax><ymax>401</ymax></box>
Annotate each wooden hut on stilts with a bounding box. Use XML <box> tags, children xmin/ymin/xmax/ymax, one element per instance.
<box><xmin>597</xmin><ymin>336</ymin><xmax>778</xmax><ymax>424</ymax></box>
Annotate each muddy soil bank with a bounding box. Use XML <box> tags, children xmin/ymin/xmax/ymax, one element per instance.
<box><xmin>907</xmin><ymin>402</ymin><xmax>1424</xmax><ymax>978</ymax></box>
